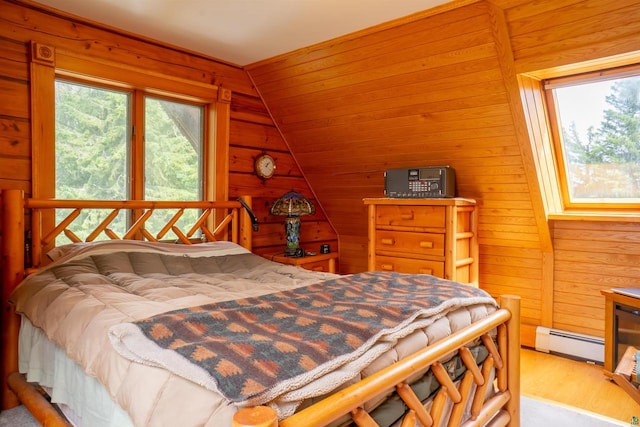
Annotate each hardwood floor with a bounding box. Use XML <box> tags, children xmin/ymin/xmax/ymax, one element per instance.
<box><xmin>521</xmin><ymin>347</ymin><xmax>639</xmax><ymax>423</ymax></box>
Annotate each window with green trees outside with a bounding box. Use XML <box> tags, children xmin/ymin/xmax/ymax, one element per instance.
<box><xmin>54</xmin><ymin>79</ymin><xmax>204</xmax><ymax>240</ymax></box>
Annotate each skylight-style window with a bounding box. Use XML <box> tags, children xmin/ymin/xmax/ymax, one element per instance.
<box><xmin>545</xmin><ymin>65</ymin><xmax>640</xmax><ymax>209</ymax></box>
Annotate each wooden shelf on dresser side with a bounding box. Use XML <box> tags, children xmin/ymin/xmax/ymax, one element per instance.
<box><xmin>364</xmin><ymin>197</ymin><xmax>478</xmax><ymax>286</ymax></box>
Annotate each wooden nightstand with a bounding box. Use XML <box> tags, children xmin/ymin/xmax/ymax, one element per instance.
<box><xmin>264</xmin><ymin>251</ymin><xmax>338</xmax><ymax>273</ymax></box>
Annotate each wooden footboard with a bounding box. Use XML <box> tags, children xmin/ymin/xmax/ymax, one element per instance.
<box><xmin>0</xmin><ymin>189</ymin><xmax>255</xmax><ymax>410</ymax></box>
<box><xmin>233</xmin><ymin>295</ymin><xmax>521</xmax><ymax>427</ymax></box>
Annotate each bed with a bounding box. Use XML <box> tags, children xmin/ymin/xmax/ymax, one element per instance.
<box><xmin>0</xmin><ymin>189</ymin><xmax>521</xmax><ymax>427</ymax></box>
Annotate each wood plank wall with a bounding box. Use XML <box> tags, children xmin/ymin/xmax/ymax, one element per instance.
<box><xmin>247</xmin><ymin>0</ymin><xmax>640</xmax><ymax>344</ymax></box>
<box><xmin>500</xmin><ymin>0</ymin><xmax>640</xmax><ymax>338</ymax></box>
<box><xmin>0</xmin><ymin>0</ymin><xmax>337</xmax><ymax>259</ymax></box>
<box><xmin>551</xmin><ymin>220</ymin><xmax>640</xmax><ymax>337</ymax></box>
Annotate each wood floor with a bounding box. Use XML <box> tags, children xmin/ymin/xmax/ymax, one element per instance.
<box><xmin>521</xmin><ymin>347</ymin><xmax>639</xmax><ymax>423</ymax></box>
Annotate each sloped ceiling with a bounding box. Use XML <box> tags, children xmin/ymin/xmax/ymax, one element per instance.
<box><xmin>31</xmin><ymin>0</ymin><xmax>455</xmax><ymax>66</ymax></box>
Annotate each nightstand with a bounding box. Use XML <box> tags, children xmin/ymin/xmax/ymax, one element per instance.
<box><xmin>264</xmin><ymin>251</ymin><xmax>338</xmax><ymax>273</ymax></box>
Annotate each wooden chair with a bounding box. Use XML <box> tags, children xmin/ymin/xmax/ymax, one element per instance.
<box><xmin>612</xmin><ymin>346</ymin><xmax>640</xmax><ymax>405</ymax></box>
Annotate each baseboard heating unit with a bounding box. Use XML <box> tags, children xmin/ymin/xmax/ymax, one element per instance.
<box><xmin>535</xmin><ymin>327</ymin><xmax>604</xmax><ymax>364</ymax></box>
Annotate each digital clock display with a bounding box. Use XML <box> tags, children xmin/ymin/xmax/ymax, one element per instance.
<box><xmin>419</xmin><ymin>168</ymin><xmax>442</xmax><ymax>180</ymax></box>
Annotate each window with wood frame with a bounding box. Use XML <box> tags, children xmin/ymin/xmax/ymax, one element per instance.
<box><xmin>55</xmin><ymin>78</ymin><xmax>204</xmax><ymax>237</ymax></box>
<box><xmin>30</xmin><ymin>42</ymin><xmax>231</xmax><ymax>242</ymax></box>
<box><xmin>544</xmin><ymin>64</ymin><xmax>640</xmax><ymax>210</ymax></box>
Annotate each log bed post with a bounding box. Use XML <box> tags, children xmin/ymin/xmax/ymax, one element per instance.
<box><xmin>1</xmin><ymin>189</ymin><xmax>25</xmax><ymax>409</ymax></box>
<box><xmin>501</xmin><ymin>294</ymin><xmax>521</xmax><ymax>427</ymax></box>
<box><xmin>238</xmin><ymin>195</ymin><xmax>253</xmax><ymax>251</ymax></box>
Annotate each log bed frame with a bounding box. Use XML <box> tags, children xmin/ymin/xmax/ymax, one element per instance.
<box><xmin>0</xmin><ymin>189</ymin><xmax>521</xmax><ymax>427</ymax></box>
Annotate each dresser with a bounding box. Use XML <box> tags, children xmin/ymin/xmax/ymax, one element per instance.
<box><xmin>364</xmin><ymin>198</ymin><xmax>478</xmax><ymax>286</ymax></box>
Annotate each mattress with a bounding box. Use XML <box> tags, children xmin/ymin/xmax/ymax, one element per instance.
<box><xmin>11</xmin><ymin>240</ymin><xmax>497</xmax><ymax>426</ymax></box>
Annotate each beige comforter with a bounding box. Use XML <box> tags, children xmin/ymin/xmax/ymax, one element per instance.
<box><xmin>11</xmin><ymin>240</ymin><xmax>497</xmax><ymax>427</ymax></box>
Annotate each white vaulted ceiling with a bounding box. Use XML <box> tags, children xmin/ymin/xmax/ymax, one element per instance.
<box><xmin>32</xmin><ymin>0</ymin><xmax>455</xmax><ymax>66</ymax></box>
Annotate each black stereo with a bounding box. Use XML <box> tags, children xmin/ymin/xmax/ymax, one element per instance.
<box><xmin>384</xmin><ymin>166</ymin><xmax>455</xmax><ymax>198</ymax></box>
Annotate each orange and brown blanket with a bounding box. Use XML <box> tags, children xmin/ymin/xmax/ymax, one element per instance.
<box><xmin>110</xmin><ymin>271</ymin><xmax>496</xmax><ymax>406</ymax></box>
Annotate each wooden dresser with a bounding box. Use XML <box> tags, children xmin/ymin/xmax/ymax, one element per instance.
<box><xmin>364</xmin><ymin>198</ymin><xmax>478</xmax><ymax>286</ymax></box>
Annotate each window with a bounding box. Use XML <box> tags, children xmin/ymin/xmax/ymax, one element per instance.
<box><xmin>545</xmin><ymin>65</ymin><xmax>640</xmax><ymax>209</ymax></box>
<box><xmin>55</xmin><ymin>80</ymin><xmax>130</xmax><ymax>201</ymax></box>
<box><xmin>54</xmin><ymin>79</ymin><xmax>205</xmax><ymax>238</ymax></box>
<box><xmin>144</xmin><ymin>96</ymin><xmax>204</xmax><ymax>233</ymax></box>
<box><xmin>144</xmin><ymin>96</ymin><xmax>203</xmax><ymax>203</ymax></box>
<box><xmin>30</xmin><ymin>42</ymin><xmax>231</xmax><ymax>246</ymax></box>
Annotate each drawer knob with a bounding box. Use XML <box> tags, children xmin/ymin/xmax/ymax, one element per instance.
<box><xmin>419</xmin><ymin>241</ymin><xmax>434</xmax><ymax>249</ymax></box>
<box><xmin>381</xmin><ymin>238</ymin><xmax>395</xmax><ymax>245</ymax></box>
<box><xmin>400</xmin><ymin>212</ymin><xmax>414</xmax><ymax>220</ymax></box>
<box><xmin>381</xmin><ymin>264</ymin><xmax>394</xmax><ymax>271</ymax></box>
<box><xmin>419</xmin><ymin>268</ymin><xmax>434</xmax><ymax>275</ymax></box>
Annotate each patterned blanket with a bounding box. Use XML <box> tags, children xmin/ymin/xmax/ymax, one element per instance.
<box><xmin>109</xmin><ymin>271</ymin><xmax>496</xmax><ymax>407</ymax></box>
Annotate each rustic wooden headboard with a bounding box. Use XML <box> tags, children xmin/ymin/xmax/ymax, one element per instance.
<box><xmin>0</xmin><ymin>188</ymin><xmax>255</xmax><ymax>409</ymax></box>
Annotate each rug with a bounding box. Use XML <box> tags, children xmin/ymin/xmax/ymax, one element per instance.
<box><xmin>521</xmin><ymin>395</ymin><xmax>628</xmax><ymax>427</ymax></box>
<box><xmin>0</xmin><ymin>405</ymin><xmax>39</xmax><ymax>427</ymax></box>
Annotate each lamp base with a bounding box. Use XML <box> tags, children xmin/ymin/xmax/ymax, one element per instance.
<box><xmin>284</xmin><ymin>248</ymin><xmax>304</xmax><ymax>257</ymax></box>
<box><xmin>284</xmin><ymin>216</ymin><xmax>301</xmax><ymax>256</ymax></box>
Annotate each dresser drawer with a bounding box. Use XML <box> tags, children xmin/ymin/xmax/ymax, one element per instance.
<box><xmin>374</xmin><ymin>256</ymin><xmax>444</xmax><ymax>277</ymax></box>
<box><xmin>374</xmin><ymin>230</ymin><xmax>444</xmax><ymax>257</ymax></box>
<box><xmin>375</xmin><ymin>205</ymin><xmax>445</xmax><ymax>228</ymax></box>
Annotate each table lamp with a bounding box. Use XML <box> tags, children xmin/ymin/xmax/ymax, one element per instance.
<box><xmin>270</xmin><ymin>190</ymin><xmax>315</xmax><ymax>256</ymax></box>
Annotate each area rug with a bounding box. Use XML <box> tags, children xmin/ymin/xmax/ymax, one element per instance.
<box><xmin>521</xmin><ymin>395</ymin><xmax>628</xmax><ymax>427</ymax></box>
<box><xmin>0</xmin><ymin>404</ymin><xmax>39</xmax><ymax>427</ymax></box>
